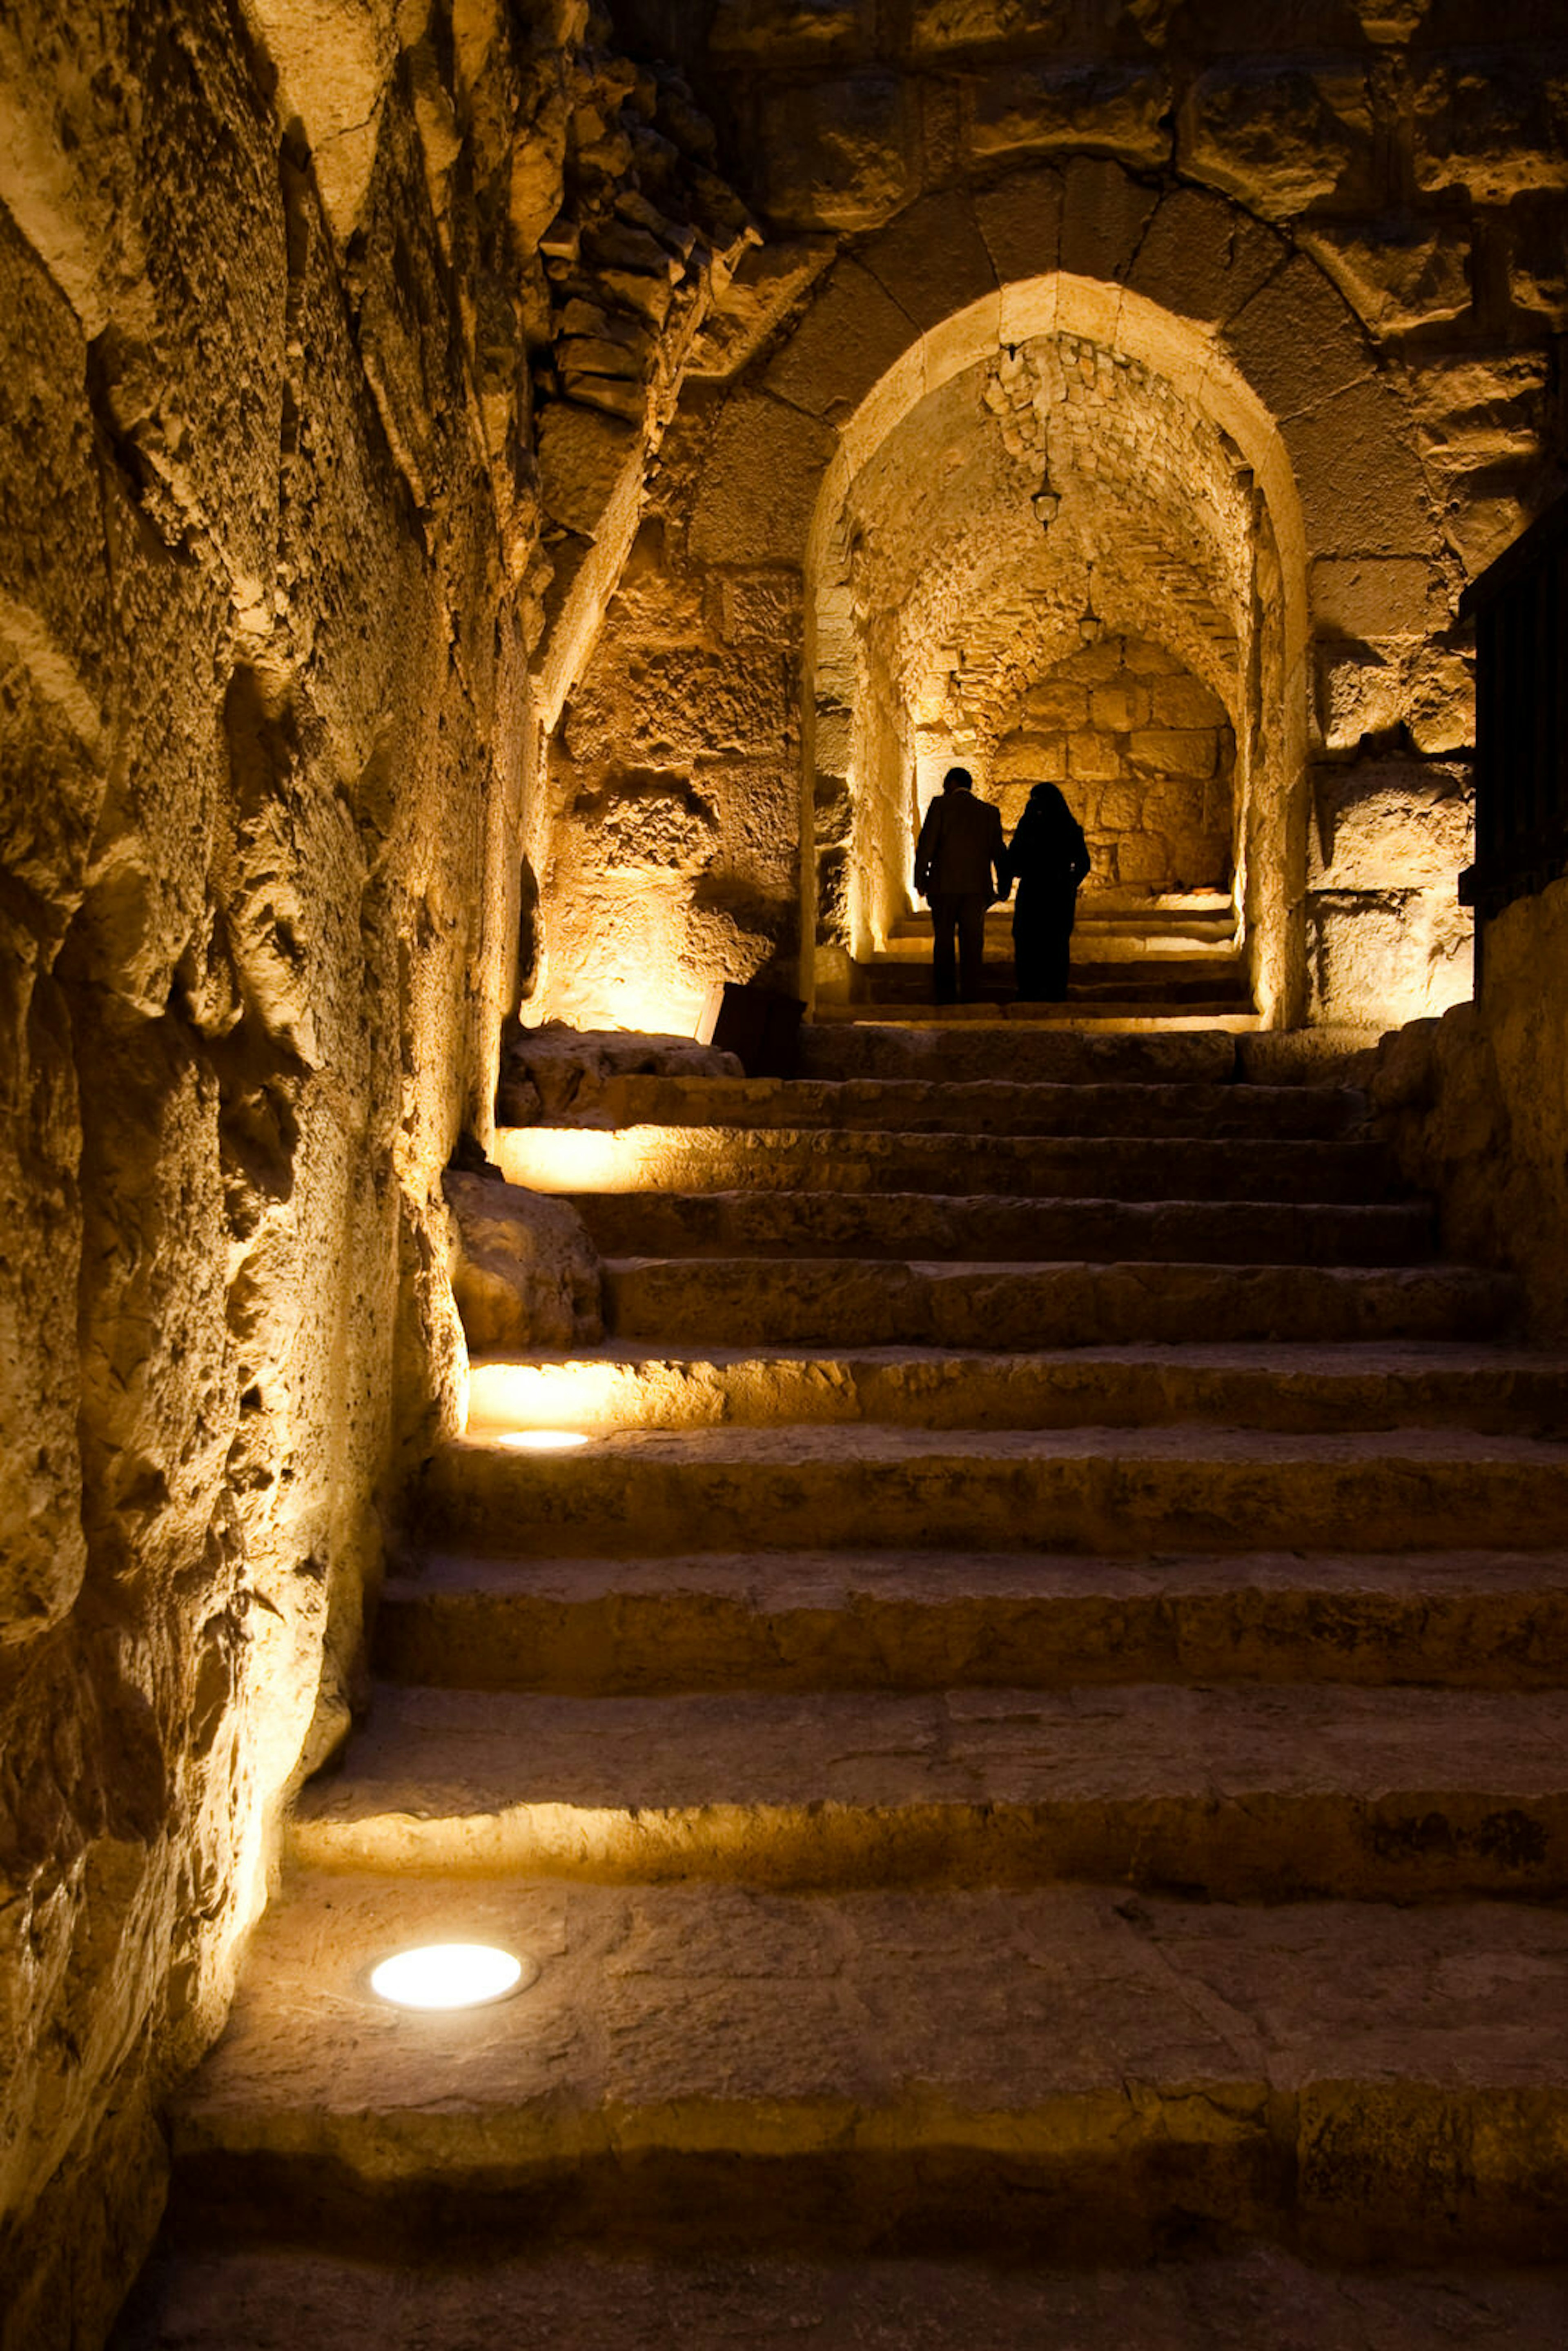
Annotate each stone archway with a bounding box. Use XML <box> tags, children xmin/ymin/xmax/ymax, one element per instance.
<box><xmin>535</xmin><ymin>159</ymin><xmax>1448</xmax><ymax>1035</ymax></box>
<box><xmin>684</xmin><ymin>163</ymin><xmax>1442</xmax><ymax>1029</ymax></box>
<box><xmin>802</xmin><ymin>273</ymin><xmax>1287</xmax><ymax>1013</ymax></box>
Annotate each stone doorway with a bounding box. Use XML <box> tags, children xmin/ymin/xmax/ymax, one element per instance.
<box><xmin>807</xmin><ymin>291</ymin><xmax>1295</xmax><ymax>1020</ymax></box>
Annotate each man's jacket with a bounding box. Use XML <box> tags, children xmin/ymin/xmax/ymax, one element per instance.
<box><xmin>915</xmin><ymin>789</ymin><xmax>1010</xmax><ymax>899</ymax></box>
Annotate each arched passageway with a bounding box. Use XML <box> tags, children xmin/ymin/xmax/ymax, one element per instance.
<box><xmin>806</xmin><ymin>274</ymin><xmax>1298</xmax><ymax>1017</ymax></box>
<box><xmin>535</xmin><ymin>163</ymin><xmax>1457</xmax><ymax>1037</ymax></box>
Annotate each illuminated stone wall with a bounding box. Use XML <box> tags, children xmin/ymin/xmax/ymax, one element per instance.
<box><xmin>0</xmin><ymin>3</ymin><xmax>741</xmax><ymax>2339</ymax></box>
<box><xmin>536</xmin><ymin>0</ymin><xmax>1566</xmax><ymax>1031</ymax></box>
<box><xmin>1</xmin><ymin>4</ymin><xmax>1565</xmax><ymax>2341</ymax></box>
<box><xmin>989</xmin><ymin>637</ymin><xmax>1235</xmax><ymax>899</ymax></box>
<box><xmin>1369</xmin><ymin>870</ymin><xmax>1568</xmax><ymax>1340</ymax></box>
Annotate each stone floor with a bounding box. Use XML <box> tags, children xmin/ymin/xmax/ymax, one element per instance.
<box><xmin>117</xmin><ymin>1022</ymin><xmax>1568</xmax><ymax>2344</ymax></box>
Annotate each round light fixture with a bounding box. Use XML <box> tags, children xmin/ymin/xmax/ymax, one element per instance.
<box><xmin>496</xmin><ymin>1429</ymin><xmax>590</xmax><ymax>1452</ymax></box>
<box><xmin>368</xmin><ymin>1941</ymin><xmax>535</xmax><ymax>2011</ymax></box>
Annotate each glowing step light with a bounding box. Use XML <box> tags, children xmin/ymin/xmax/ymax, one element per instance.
<box><xmin>369</xmin><ymin>1942</ymin><xmax>535</xmax><ymax>2012</ymax></box>
<box><xmin>496</xmin><ymin>1429</ymin><xmax>590</xmax><ymax>1452</ymax></box>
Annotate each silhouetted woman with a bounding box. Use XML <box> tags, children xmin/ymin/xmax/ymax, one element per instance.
<box><xmin>1005</xmin><ymin>783</ymin><xmax>1090</xmax><ymax>1002</ymax></box>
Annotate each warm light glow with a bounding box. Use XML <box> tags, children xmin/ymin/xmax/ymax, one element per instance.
<box><xmin>369</xmin><ymin>1943</ymin><xmax>526</xmax><ymax>2010</ymax></box>
<box><xmin>495</xmin><ymin>1428</ymin><xmax>590</xmax><ymax>1452</ymax></box>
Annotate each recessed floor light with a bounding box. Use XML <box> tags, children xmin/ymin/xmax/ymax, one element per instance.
<box><xmin>495</xmin><ymin>1429</ymin><xmax>591</xmax><ymax>1452</ymax></box>
<box><xmin>368</xmin><ymin>1942</ymin><xmax>535</xmax><ymax>2011</ymax></box>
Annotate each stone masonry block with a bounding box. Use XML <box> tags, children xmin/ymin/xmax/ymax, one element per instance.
<box><xmin>1282</xmin><ymin>377</ymin><xmax>1438</xmax><ymax>563</ymax></box>
<box><xmin>1303</xmin><ymin>217</ymin><xmax>1473</xmax><ymax>335</ymax></box>
<box><xmin>1125</xmin><ymin>184</ymin><xmax>1283</xmax><ymax>330</ymax></box>
<box><xmin>1068</xmin><ymin>730</ymin><xmax>1122</xmax><ymax>782</ymax></box>
<box><xmin>766</xmin><ymin>256</ymin><xmax>918</xmax><ymax>421</ymax></box>
<box><xmin>689</xmin><ymin>392</ymin><xmax>836</xmax><ymax>566</ymax></box>
<box><xmin>911</xmin><ymin>0</ymin><xmax>1072</xmax><ymax>50</ymax></box>
<box><xmin>973</xmin><ymin>165</ymin><xmax>1063</xmax><ymax>288</ymax></box>
<box><xmin>1130</xmin><ymin>728</ymin><xmax>1216</xmax><ymax>779</ymax></box>
<box><xmin>1149</xmin><ymin>675</ymin><xmax>1226</xmax><ymax>728</ymax></box>
<box><xmin>1221</xmin><ymin>256</ymin><xmax>1372</xmax><ymax>423</ymax></box>
<box><xmin>688</xmin><ymin>238</ymin><xmax>838</xmax><ymax>381</ymax></box>
<box><xmin>1503</xmin><ymin>195</ymin><xmax>1568</xmax><ymax>327</ymax></box>
<box><xmin>861</xmin><ymin>191</ymin><xmax>998</xmax><ymax>332</ymax></box>
<box><xmin>1309</xmin><ymin>556</ymin><xmax>1446</xmax><ymax>639</ymax></box>
<box><xmin>1090</xmin><ymin>682</ymin><xmax>1138</xmax><ymax>731</ymax></box>
<box><xmin>1310</xmin><ymin>756</ymin><xmax>1472</xmax><ymax>892</ymax></box>
<box><xmin>969</xmin><ymin>64</ymin><xmax>1171</xmax><ymax>171</ymax></box>
<box><xmin>1405</xmin><ymin>646</ymin><xmax>1475</xmax><ymax>758</ymax></box>
<box><xmin>1307</xmin><ymin>888</ymin><xmax>1469</xmax><ymax>1026</ymax></box>
<box><xmin>1413</xmin><ymin>51</ymin><xmax>1568</xmax><ymax>202</ymax></box>
<box><xmin>710</xmin><ymin>0</ymin><xmax>876</xmax><ymax>62</ymax></box>
<box><xmin>1317</xmin><ymin>644</ymin><xmax>1405</xmax><ymax>752</ymax></box>
<box><xmin>1183</xmin><ymin>62</ymin><xmax>1375</xmax><ymax>219</ymax></box>
<box><xmin>1023</xmin><ymin>678</ymin><xmax>1088</xmax><ymax>727</ymax></box>
<box><xmin>1058</xmin><ymin>156</ymin><xmax>1161</xmax><ymax>287</ymax></box>
<box><xmin>536</xmin><ymin>400</ymin><xmax>639</xmax><ymax>538</ymax></box>
<box><xmin>755</xmin><ymin>72</ymin><xmax>918</xmax><ymax>232</ymax></box>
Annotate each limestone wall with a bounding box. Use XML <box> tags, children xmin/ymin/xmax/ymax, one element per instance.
<box><xmin>0</xmin><ymin>3</ymin><xmax>738</xmax><ymax>2340</ymax></box>
<box><xmin>989</xmin><ymin>635</ymin><xmax>1235</xmax><ymax>898</ymax></box>
<box><xmin>537</xmin><ymin>1</ymin><xmax>1565</xmax><ymax>1031</ymax></box>
<box><xmin>1367</xmin><ymin>873</ymin><xmax>1568</xmax><ymax>1339</ymax></box>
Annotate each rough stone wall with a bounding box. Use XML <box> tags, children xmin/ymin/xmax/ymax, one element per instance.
<box><xmin>539</xmin><ymin>513</ymin><xmax>802</xmax><ymax>1031</ymax></box>
<box><xmin>0</xmin><ymin>4</ymin><xmax>738</xmax><ymax>2342</ymax></box>
<box><xmin>988</xmin><ymin>635</ymin><xmax>1234</xmax><ymax>897</ymax></box>
<box><xmin>1366</xmin><ymin>872</ymin><xmax>1568</xmax><ymax>1338</ymax></box>
<box><xmin>539</xmin><ymin>0</ymin><xmax>1566</xmax><ymax>1030</ymax></box>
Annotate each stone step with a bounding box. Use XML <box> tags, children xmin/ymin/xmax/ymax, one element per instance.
<box><xmin>857</xmin><ymin>961</ymin><xmax>1253</xmax><ymax>1003</ymax></box>
<box><xmin>878</xmin><ymin>929</ymin><xmax>1241</xmax><ymax>961</ymax></box>
<box><xmin>860</xmin><ymin>949</ymin><xmax>1251</xmax><ymax>986</ymax></box>
<box><xmin>463</xmin><ymin>1341</ymin><xmax>1568</xmax><ymax>1438</ymax></box>
<box><xmin>604</xmin><ymin>1256</ymin><xmax>1514</xmax><ymax>1350</ymax></box>
<box><xmin>795</xmin><ymin>1027</ymin><xmax>1250</xmax><ymax>1082</ymax></box>
<box><xmin>109</xmin><ymin>2244</ymin><xmax>1568</xmax><ymax>2351</ymax></box>
<box><xmin>291</xmin><ymin>1680</ymin><xmax>1568</xmax><ymax>1898</ymax></box>
<box><xmin>421</xmin><ymin>1422</ymin><xmax>1564</xmax><ymax>1560</ymax></box>
<box><xmin>569</xmin><ymin>1076</ymin><xmax>1369</xmax><ymax>1139</ymax></box>
<box><xmin>570</xmin><ymin>1191</ymin><xmax>1434</xmax><ymax>1267</ymax></box>
<box><xmin>498</xmin><ymin>1125</ymin><xmax>1403</xmax><ymax>1202</ymax></box>
<box><xmin>164</xmin><ymin>1873</ymin><xmax>1568</xmax><ymax>2263</ymax></box>
<box><xmin>377</xmin><ymin>1547</ymin><xmax>1568</xmax><ymax>1696</ymax></box>
<box><xmin>891</xmin><ymin>892</ymin><xmax>1236</xmax><ymax>934</ymax></box>
<box><xmin>812</xmin><ymin>1004</ymin><xmax>1264</xmax><ymax>1033</ymax></box>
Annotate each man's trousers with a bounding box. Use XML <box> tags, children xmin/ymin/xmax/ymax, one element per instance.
<box><xmin>929</xmin><ymin>892</ymin><xmax>989</xmax><ymax>1002</ymax></box>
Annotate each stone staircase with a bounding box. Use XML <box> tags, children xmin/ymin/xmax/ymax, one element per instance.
<box><xmin>826</xmin><ymin>891</ymin><xmax>1259</xmax><ymax>1029</ymax></box>
<box><xmin>117</xmin><ymin>1025</ymin><xmax>1568</xmax><ymax>2345</ymax></box>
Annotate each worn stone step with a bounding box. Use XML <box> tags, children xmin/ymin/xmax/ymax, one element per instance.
<box><xmin>604</xmin><ymin>1256</ymin><xmax>1515</xmax><ymax>1350</ymax></box>
<box><xmin>857</xmin><ymin>964</ymin><xmax>1254</xmax><ymax>1006</ymax></box>
<box><xmin>165</xmin><ymin>1874</ymin><xmax>1568</xmax><ymax>2262</ymax></box>
<box><xmin>377</xmin><ymin>1547</ymin><xmax>1568</xmax><ymax>1697</ymax></box>
<box><xmin>109</xmin><ymin>2243</ymin><xmax>1568</xmax><ymax>2351</ymax></box>
<box><xmin>498</xmin><ymin>1125</ymin><xmax>1403</xmax><ymax>1203</ymax></box>
<box><xmin>878</xmin><ymin>929</ymin><xmax>1241</xmax><ymax>960</ymax></box>
<box><xmin>291</xmin><ymin>1680</ymin><xmax>1568</xmax><ymax>1898</ymax></box>
<box><xmin>421</xmin><ymin>1422</ymin><xmax>1566</xmax><ymax>1560</ymax></box>
<box><xmin>813</xmin><ymin>1004</ymin><xmax>1264</xmax><ymax>1033</ymax></box>
<box><xmin>574</xmin><ymin>1075</ymin><xmax>1369</xmax><ymax>1140</ymax></box>
<box><xmin>858</xmin><ymin>955</ymin><xmax>1252</xmax><ymax>996</ymax></box>
<box><xmin>795</xmin><ymin>1027</ymin><xmax>1249</xmax><ymax>1082</ymax></box>
<box><xmin>571</xmin><ymin>1191</ymin><xmax>1433</xmax><ymax>1267</ymax></box>
<box><xmin>891</xmin><ymin>895</ymin><xmax>1237</xmax><ymax>940</ymax></box>
<box><xmin>464</xmin><ymin>1341</ymin><xmax>1568</xmax><ymax>1438</ymax></box>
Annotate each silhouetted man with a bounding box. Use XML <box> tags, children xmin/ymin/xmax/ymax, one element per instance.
<box><xmin>914</xmin><ymin>766</ymin><xmax>1010</xmax><ymax>1004</ymax></box>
